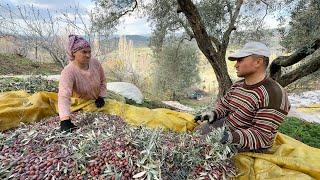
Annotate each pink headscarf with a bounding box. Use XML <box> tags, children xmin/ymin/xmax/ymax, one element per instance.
<box><xmin>66</xmin><ymin>35</ymin><xmax>91</xmax><ymax>61</ymax></box>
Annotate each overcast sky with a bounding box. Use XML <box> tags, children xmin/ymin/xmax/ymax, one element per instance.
<box><xmin>2</xmin><ymin>0</ymin><xmax>152</xmax><ymax>35</ymax></box>
<box><xmin>2</xmin><ymin>0</ymin><xmax>279</xmax><ymax>36</ymax></box>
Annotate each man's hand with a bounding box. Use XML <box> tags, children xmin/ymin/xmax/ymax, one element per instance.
<box><xmin>95</xmin><ymin>96</ymin><xmax>105</xmax><ymax>108</ymax></box>
<box><xmin>194</xmin><ymin>111</ymin><xmax>216</xmax><ymax>124</ymax></box>
<box><xmin>220</xmin><ymin>131</ymin><xmax>230</xmax><ymax>144</ymax></box>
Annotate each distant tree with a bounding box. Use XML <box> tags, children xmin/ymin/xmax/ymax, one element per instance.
<box><xmin>118</xmin><ymin>35</ymin><xmax>134</xmax><ymax>63</ymax></box>
<box><xmin>279</xmin><ymin>0</ymin><xmax>320</xmax><ymax>51</ymax></box>
<box><xmin>270</xmin><ymin>0</ymin><xmax>320</xmax><ymax>86</ymax></box>
<box><xmin>104</xmin><ymin>35</ymin><xmax>150</xmax><ymax>94</ymax></box>
<box><xmin>153</xmin><ymin>40</ymin><xmax>200</xmax><ymax>100</ymax></box>
<box><xmin>107</xmin><ymin>35</ymin><xmax>136</xmax><ymax>82</ymax></box>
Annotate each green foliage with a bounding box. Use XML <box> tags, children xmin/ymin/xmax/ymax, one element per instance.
<box><xmin>0</xmin><ymin>76</ymin><xmax>59</xmax><ymax>93</ymax></box>
<box><xmin>145</xmin><ymin>0</ymin><xmax>276</xmax><ymax>43</ymax></box>
<box><xmin>92</xmin><ymin>0</ymin><xmax>136</xmax><ymax>30</ymax></box>
<box><xmin>279</xmin><ymin>117</ymin><xmax>320</xmax><ymax>148</ymax></box>
<box><xmin>0</xmin><ymin>75</ymin><xmax>126</xmax><ymax>103</ymax></box>
<box><xmin>280</xmin><ymin>0</ymin><xmax>320</xmax><ymax>50</ymax></box>
<box><xmin>197</xmin><ymin>0</ymin><xmax>232</xmax><ymax>39</ymax></box>
<box><xmin>143</xmin><ymin>0</ymin><xmax>181</xmax><ymax>50</ymax></box>
<box><xmin>153</xmin><ymin>41</ymin><xmax>200</xmax><ymax>100</ymax></box>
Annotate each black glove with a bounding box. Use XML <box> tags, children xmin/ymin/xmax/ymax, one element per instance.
<box><xmin>95</xmin><ymin>96</ymin><xmax>105</xmax><ymax>108</ymax></box>
<box><xmin>220</xmin><ymin>131</ymin><xmax>230</xmax><ymax>144</ymax></box>
<box><xmin>60</xmin><ymin>119</ymin><xmax>77</xmax><ymax>132</ymax></box>
<box><xmin>194</xmin><ymin>111</ymin><xmax>216</xmax><ymax>124</ymax></box>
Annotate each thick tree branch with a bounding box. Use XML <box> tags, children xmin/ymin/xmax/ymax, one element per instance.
<box><xmin>278</xmin><ymin>55</ymin><xmax>320</xmax><ymax>87</ymax></box>
<box><xmin>226</xmin><ymin>2</ymin><xmax>233</xmax><ymax>19</ymax></box>
<box><xmin>270</xmin><ymin>38</ymin><xmax>320</xmax><ymax>80</ymax></box>
<box><xmin>177</xmin><ymin>0</ymin><xmax>217</xmax><ymax>58</ymax></box>
<box><xmin>118</xmin><ymin>0</ymin><xmax>138</xmax><ymax>17</ymax></box>
<box><xmin>273</xmin><ymin>39</ymin><xmax>320</xmax><ymax>67</ymax></box>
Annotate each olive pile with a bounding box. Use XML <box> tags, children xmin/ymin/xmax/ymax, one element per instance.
<box><xmin>0</xmin><ymin>112</ymin><xmax>236</xmax><ymax>179</ymax></box>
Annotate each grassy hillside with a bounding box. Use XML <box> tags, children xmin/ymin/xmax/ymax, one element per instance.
<box><xmin>0</xmin><ymin>53</ymin><xmax>62</xmax><ymax>75</ymax></box>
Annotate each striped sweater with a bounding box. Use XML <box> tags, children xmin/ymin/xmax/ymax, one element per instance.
<box><xmin>214</xmin><ymin>77</ymin><xmax>290</xmax><ymax>150</ymax></box>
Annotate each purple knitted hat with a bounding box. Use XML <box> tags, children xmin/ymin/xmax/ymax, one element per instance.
<box><xmin>66</xmin><ymin>35</ymin><xmax>91</xmax><ymax>61</ymax></box>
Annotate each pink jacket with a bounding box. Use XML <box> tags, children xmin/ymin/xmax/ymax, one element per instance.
<box><xmin>58</xmin><ymin>58</ymin><xmax>106</xmax><ymax>120</ymax></box>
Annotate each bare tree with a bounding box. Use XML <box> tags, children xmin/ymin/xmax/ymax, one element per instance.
<box><xmin>0</xmin><ymin>3</ymin><xmax>117</xmax><ymax>67</ymax></box>
<box><xmin>0</xmin><ymin>4</ymin><xmax>69</xmax><ymax>67</ymax></box>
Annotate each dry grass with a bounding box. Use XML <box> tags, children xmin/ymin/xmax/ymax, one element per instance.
<box><xmin>0</xmin><ymin>53</ymin><xmax>61</xmax><ymax>75</ymax></box>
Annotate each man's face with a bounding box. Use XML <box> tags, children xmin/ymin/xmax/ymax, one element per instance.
<box><xmin>73</xmin><ymin>47</ymin><xmax>91</xmax><ymax>65</ymax></box>
<box><xmin>234</xmin><ymin>55</ymin><xmax>260</xmax><ymax>77</ymax></box>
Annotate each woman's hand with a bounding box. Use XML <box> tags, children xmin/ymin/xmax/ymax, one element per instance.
<box><xmin>95</xmin><ymin>96</ymin><xmax>105</xmax><ymax>108</ymax></box>
<box><xmin>60</xmin><ymin>119</ymin><xmax>77</xmax><ymax>132</ymax></box>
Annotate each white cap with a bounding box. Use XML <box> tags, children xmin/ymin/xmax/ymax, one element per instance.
<box><xmin>228</xmin><ymin>41</ymin><xmax>271</xmax><ymax>61</ymax></box>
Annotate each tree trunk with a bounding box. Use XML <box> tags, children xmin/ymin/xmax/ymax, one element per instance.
<box><xmin>48</xmin><ymin>50</ymin><xmax>67</xmax><ymax>68</ymax></box>
<box><xmin>35</xmin><ymin>46</ymin><xmax>38</xmax><ymax>60</ymax></box>
<box><xmin>177</xmin><ymin>0</ymin><xmax>232</xmax><ymax>97</ymax></box>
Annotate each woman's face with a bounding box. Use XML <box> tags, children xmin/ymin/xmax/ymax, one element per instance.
<box><xmin>73</xmin><ymin>47</ymin><xmax>91</xmax><ymax>65</ymax></box>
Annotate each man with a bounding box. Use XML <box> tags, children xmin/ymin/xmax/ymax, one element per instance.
<box><xmin>195</xmin><ymin>41</ymin><xmax>290</xmax><ymax>152</ymax></box>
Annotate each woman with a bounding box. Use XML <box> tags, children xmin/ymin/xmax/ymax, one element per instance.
<box><xmin>58</xmin><ymin>35</ymin><xmax>107</xmax><ymax>132</ymax></box>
